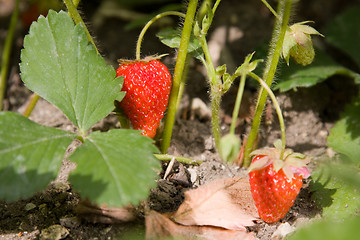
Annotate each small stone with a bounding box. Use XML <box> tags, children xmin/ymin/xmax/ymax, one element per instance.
<box><xmin>40</xmin><ymin>224</ymin><xmax>69</xmax><ymax>240</ymax></box>
<box><xmin>24</xmin><ymin>203</ymin><xmax>36</xmax><ymax>211</ymax></box>
<box><xmin>271</xmin><ymin>222</ymin><xmax>295</xmax><ymax>240</ymax></box>
<box><xmin>187</xmin><ymin>168</ymin><xmax>198</xmax><ymax>184</ymax></box>
<box><xmin>52</xmin><ymin>181</ymin><xmax>71</xmax><ymax>192</ymax></box>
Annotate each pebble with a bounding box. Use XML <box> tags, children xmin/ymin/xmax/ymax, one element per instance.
<box><xmin>24</xmin><ymin>203</ymin><xmax>36</xmax><ymax>211</ymax></box>
<box><xmin>271</xmin><ymin>222</ymin><xmax>295</xmax><ymax>240</ymax></box>
<box><xmin>39</xmin><ymin>224</ymin><xmax>69</xmax><ymax>240</ymax></box>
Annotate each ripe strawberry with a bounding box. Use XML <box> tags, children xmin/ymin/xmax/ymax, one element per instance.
<box><xmin>116</xmin><ymin>58</ymin><xmax>172</xmax><ymax>138</ymax></box>
<box><xmin>248</xmin><ymin>146</ymin><xmax>310</xmax><ymax>223</ymax></box>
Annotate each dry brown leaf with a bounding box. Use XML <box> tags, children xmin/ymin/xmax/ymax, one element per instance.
<box><xmin>146</xmin><ymin>210</ymin><xmax>255</xmax><ymax>240</ymax></box>
<box><xmin>171</xmin><ymin>176</ymin><xmax>259</xmax><ymax>230</ymax></box>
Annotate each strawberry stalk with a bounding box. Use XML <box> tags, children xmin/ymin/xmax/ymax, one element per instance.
<box><xmin>0</xmin><ymin>0</ymin><xmax>20</xmax><ymax>111</ymax></box>
<box><xmin>243</xmin><ymin>0</ymin><xmax>293</xmax><ymax>167</ymax></box>
<box><xmin>161</xmin><ymin>0</ymin><xmax>198</xmax><ymax>153</ymax></box>
<box><xmin>248</xmin><ymin>72</ymin><xmax>286</xmax><ymax>159</ymax></box>
<box><xmin>135</xmin><ymin>11</ymin><xmax>186</xmax><ymax>60</ymax></box>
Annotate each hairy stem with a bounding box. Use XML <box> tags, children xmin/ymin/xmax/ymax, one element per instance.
<box><xmin>136</xmin><ymin>11</ymin><xmax>186</xmax><ymax>60</ymax></box>
<box><xmin>196</xmin><ymin>0</ymin><xmax>223</xmax><ymax>152</ymax></box>
<box><xmin>64</xmin><ymin>0</ymin><xmax>97</xmax><ymax>53</ymax></box>
<box><xmin>243</xmin><ymin>0</ymin><xmax>292</xmax><ymax>167</ymax></box>
<box><xmin>0</xmin><ymin>0</ymin><xmax>19</xmax><ymax>110</ymax></box>
<box><xmin>161</xmin><ymin>0</ymin><xmax>198</xmax><ymax>153</ymax></box>
<box><xmin>198</xmin><ymin>34</ymin><xmax>223</xmax><ymax>150</ymax></box>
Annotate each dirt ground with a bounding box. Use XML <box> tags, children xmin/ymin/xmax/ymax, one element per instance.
<box><xmin>1</xmin><ymin>0</ymin><xmax>360</xmax><ymax>239</ymax></box>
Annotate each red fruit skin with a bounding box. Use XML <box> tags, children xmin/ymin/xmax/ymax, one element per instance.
<box><xmin>116</xmin><ymin>60</ymin><xmax>171</xmax><ymax>138</ymax></box>
<box><xmin>249</xmin><ymin>155</ymin><xmax>303</xmax><ymax>223</ymax></box>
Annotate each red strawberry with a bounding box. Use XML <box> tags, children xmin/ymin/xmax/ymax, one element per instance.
<box><xmin>116</xmin><ymin>58</ymin><xmax>172</xmax><ymax>138</ymax></box>
<box><xmin>248</xmin><ymin>146</ymin><xmax>310</xmax><ymax>223</ymax></box>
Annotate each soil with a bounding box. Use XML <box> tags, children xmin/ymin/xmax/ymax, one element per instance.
<box><xmin>1</xmin><ymin>0</ymin><xmax>360</xmax><ymax>239</ymax></box>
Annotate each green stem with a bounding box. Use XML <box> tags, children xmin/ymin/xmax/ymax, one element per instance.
<box><xmin>198</xmin><ymin>34</ymin><xmax>223</xmax><ymax>150</ymax></box>
<box><xmin>210</xmin><ymin>87</ymin><xmax>222</xmax><ymax>150</ymax></box>
<box><xmin>63</xmin><ymin>0</ymin><xmax>98</xmax><ymax>53</ymax></box>
<box><xmin>136</xmin><ymin>11</ymin><xmax>186</xmax><ymax>60</ymax></box>
<box><xmin>195</xmin><ymin>0</ymin><xmax>223</xmax><ymax>151</ymax></box>
<box><xmin>176</xmin><ymin>55</ymin><xmax>191</xmax><ymax>109</ymax></box>
<box><xmin>249</xmin><ymin>72</ymin><xmax>286</xmax><ymax>159</ymax></box>
<box><xmin>212</xmin><ymin>0</ymin><xmax>222</xmax><ymax>13</ymax></box>
<box><xmin>0</xmin><ymin>0</ymin><xmax>20</xmax><ymax>110</ymax></box>
<box><xmin>161</xmin><ymin>0</ymin><xmax>198</xmax><ymax>153</ymax></box>
<box><xmin>23</xmin><ymin>93</ymin><xmax>40</xmax><ymax>117</ymax></box>
<box><xmin>154</xmin><ymin>154</ymin><xmax>202</xmax><ymax>165</ymax></box>
<box><xmin>229</xmin><ymin>73</ymin><xmax>246</xmax><ymax>135</ymax></box>
<box><xmin>260</xmin><ymin>0</ymin><xmax>281</xmax><ymax>20</ymax></box>
<box><xmin>72</xmin><ymin>0</ymin><xmax>80</xmax><ymax>7</ymax></box>
<box><xmin>243</xmin><ymin>0</ymin><xmax>292</xmax><ymax>167</ymax></box>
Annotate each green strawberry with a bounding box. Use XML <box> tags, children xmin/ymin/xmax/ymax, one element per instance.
<box><xmin>116</xmin><ymin>58</ymin><xmax>172</xmax><ymax>138</ymax></box>
<box><xmin>248</xmin><ymin>146</ymin><xmax>310</xmax><ymax>223</ymax></box>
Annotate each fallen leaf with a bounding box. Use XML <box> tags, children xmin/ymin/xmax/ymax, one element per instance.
<box><xmin>146</xmin><ymin>210</ymin><xmax>255</xmax><ymax>240</ymax></box>
<box><xmin>171</xmin><ymin>176</ymin><xmax>258</xmax><ymax>230</ymax></box>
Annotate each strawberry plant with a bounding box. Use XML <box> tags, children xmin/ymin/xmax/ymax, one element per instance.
<box><xmin>0</xmin><ymin>7</ymin><xmax>160</xmax><ymax>207</ymax></box>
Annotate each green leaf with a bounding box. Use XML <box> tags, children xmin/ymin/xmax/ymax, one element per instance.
<box><xmin>156</xmin><ymin>28</ymin><xmax>204</xmax><ymax>59</ymax></box>
<box><xmin>310</xmin><ymin>165</ymin><xmax>360</xmax><ymax>220</ymax></box>
<box><xmin>288</xmin><ymin>216</ymin><xmax>360</xmax><ymax>240</ymax></box>
<box><xmin>0</xmin><ymin>112</ymin><xmax>76</xmax><ymax>202</ymax></box>
<box><xmin>328</xmin><ymin>95</ymin><xmax>360</xmax><ymax>164</ymax></box>
<box><xmin>274</xmin><ymin>49</ymin><xmax>360</xmax><ymax>92</ymax></box>
<box><xmin>20</xmin><ymin>10</ymin><xmax>124</xmax><ymax>133</ymax></box>
<box><xmin>325</xmin><ymin>6</ymin><xmax>360</xmax><ymax>67</ymax></box>
<box><xmin>69</xmin><ymin>129</ymin><xmax>160</xmax><ymax>207</ymax></box>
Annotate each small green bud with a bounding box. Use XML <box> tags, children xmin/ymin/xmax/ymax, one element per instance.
<box><xmin>282</xmin><ymin>21</ymin><xmax>323</xmax><ymax>66</ymax></box>
<box><xmin>215</xmin><ymin>64</ymin><xmax>227</xmax><ymax>76</ymax></box>
<box><xmin>193</xmin><ymin>21</ymin><xmax>201</xmax><ymax>38</ymax></box>
<box><xmin>222</xmin><ymin>73</ymin><xmax>232</xmax><ymax>92</ymax></box>
<box><xmin>219</xmin><ymin>134</ymin><xmax>241</xmax><ymax>163</ymax></box>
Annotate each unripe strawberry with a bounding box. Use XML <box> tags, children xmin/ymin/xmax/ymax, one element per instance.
<box><xmin>116</xmin><ymin>58</ymin><xmax>172</xmax><ymax>138</ymax></box>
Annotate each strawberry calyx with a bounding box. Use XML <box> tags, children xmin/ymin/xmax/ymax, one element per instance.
<box><xmin>248</xmin><ymin>140</ymin><xmax>310</xmax><ymax>181</ymax></box>
<box><xmin>117</xmin><ymin>54</ymin><xmax>168</xmax><ymax>65</ymax></box>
